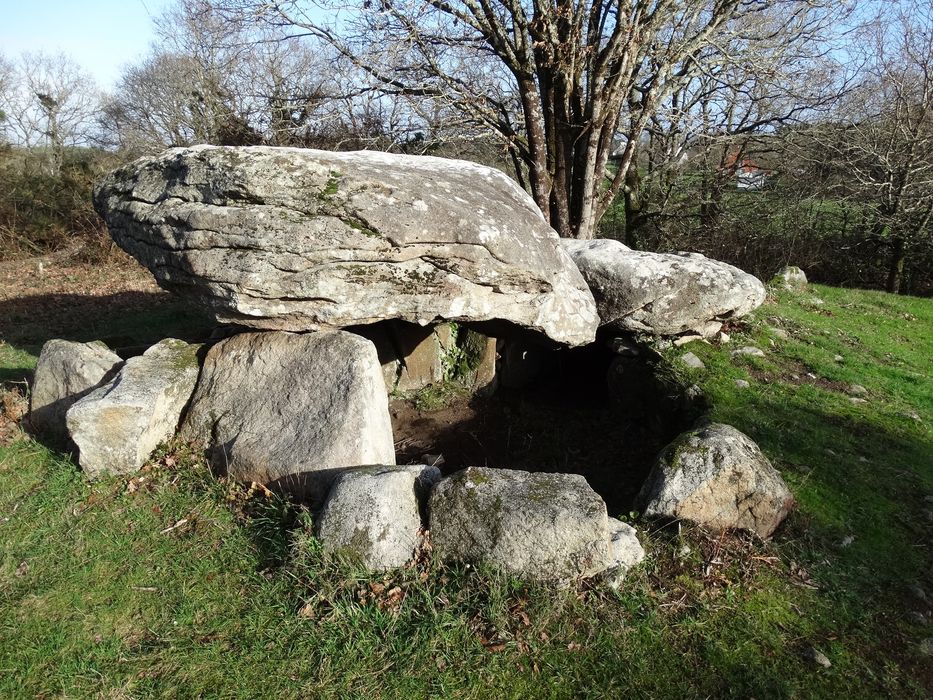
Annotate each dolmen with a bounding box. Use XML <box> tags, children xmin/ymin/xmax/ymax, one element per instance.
<box><xmin>27</xmin><ymin>146</ymin><xmax>787</xmax><ymax>584</ymax></box>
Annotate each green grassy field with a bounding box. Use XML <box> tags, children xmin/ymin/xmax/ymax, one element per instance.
<box><xmin>0</xmin><ymin>284</ymin><xmax>931</xmax><ymax>699</ymax></box>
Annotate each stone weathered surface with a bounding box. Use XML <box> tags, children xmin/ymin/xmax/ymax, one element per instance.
<box><xmin>638</xmin><ymin>423</ymin><xmax>794</xmax><ymax>538</ymax></box>
<box><xmin>181</xmin><ymin>330</ymin><xmax>395</xmax><ymax>499</ymax></box>
<box><xmin>316</xmin><ymin>465</ymin><xmax>441</xmax><ymax>571</ymax></box>
<box><xmin>732</xmin><ymin>346</ymin><xmax>766</xmax><ymax>358</ymax></box>
<box><xmin>29</xmin><ymin>339</ymin><xmax>123</xmax><ymax>446</ymax></box>
<box><xmin>603</xmin><ymin>518</ymin><xmax>646</xmax><ymax>589</ymax></box>
<box><xmin>363</xmin><ymin>322</ymin><xmax>449</xmax><ymax>392</ymax></box>
<box><xmin>469</xmin><ymin>335</ymin><xmax>498</xmax><ymax>394</ymax></box>
<box><xmin>428</xmin><ymin>467</ymin><xmax>613</xmax><ymax>582</ymax></box>
<box><xmin>773</xmin><ymin>265</ymin><xmax>808</xmax><ymax>291</ymax></box>
<box><xmin>95</xmin><ymin>145</ymin><xmax>598</xmax><ymax>346</ymax></box>
<box><xmin>561</xmin><ymin>238</ymin><xmax>765</xmax><ymax>337</ymax></box>
<box><xmin>66</xmin><ymin>339</ymin><xmax>201</xmax><ymax>479</ymax></box>
<box><xmin>680</xmin><ymin>352</ymin><xmax>706</xmax><ymax>370</ymax></box>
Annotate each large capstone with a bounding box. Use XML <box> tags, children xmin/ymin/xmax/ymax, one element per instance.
<box><xmin>29</xmin><ymin>339</ymin><xmax>123</xmax><ymax>447</ymax></box>
<box><xmin>637</xmin><ymin>423</ymin><xmax>794</xmax><ymax>538</ymax></box>
<box><xmin>95</xmin><ymin>146</ymin><xmax>598</xmax><ymax>346</ymax></box>
<box><xmin>181</xmin><ymin>330</ymin><xmax>395</xmax><ymax>500</ymax></box>
<box><xmin>428</xmin><ymin>467</ymin><xmax>613</xmax><ymax>582</ymax></box>
<box><xmin>561</xmin><ymin>238</ymin><xmax>765</xmax><ymax>337</ymax></box>
<box><xmin>65</xmin><ymin>339</ymin><xmax>201</xmax><ymax>479</ymax></box>
<box><xmin>316</xmin><ymin>465</ymin><xmax>441</xmax><ymax>571</ymax></box>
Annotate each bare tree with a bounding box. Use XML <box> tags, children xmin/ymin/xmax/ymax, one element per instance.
<box><xmin>102</xmin><ymin>0</ymin><xmax>400</xmax><ymax>153</ymax></box>
<box><xmin>217</xmin><ymin>0</ymin><xmax>841</xmax><ymax>239</ymax></box>
<box><xmin>803</xmin><ymin>1</ymin><xmax>933</xmax><ymax>293</ymax></box>
<box><xmin>0</xmin><ymin>53</ymin><xmax>14</xmax><ymax>136</ymax></box>
<box><xmin>616</xmin><ymin>3</ymin><xmax>850</xmax><ymax>247</ymax></box>
<box><xmin>0</xmin><ymin>52</ymin><xmax>100</xmax><ymax>173</ymax></box>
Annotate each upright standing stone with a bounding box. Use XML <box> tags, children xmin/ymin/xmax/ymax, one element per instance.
<box><xmin>66</xmin><ymin>339</ymin><xmax>201</xmax><ymax>479</ymax></box>
<box><xmin>29</xmin><ymin>339</ymin><xmax>123</xmax><ymax>446</ymax></box>
<box><xmin>182</xmin><ymin>330</ymin><xmax>395</xmax><ymax>499</ymax></box>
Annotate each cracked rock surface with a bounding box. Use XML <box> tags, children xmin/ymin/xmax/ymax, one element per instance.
<box><xmin>94</xmin><ymin>146</ymin><xmax>598</xmax><ymax>346</ymax></box>
<box><xmin>66</xmin><ymin>339</ymin><xmax>201</xmax><ymax>479</ymax></box>
<box><xmin>561</xmin><ymin>238</ymin><xmax>765</xmax><ymax>337</ymax></box>
<box><xmin>29</xmin><ymin>339</ymin><xmax>123</xmax><ymax>447</ymax></box>
<box><xmin>637</xmin><ymin>422</ymin><xmax>794</xmax><ymax>538</ymax></box>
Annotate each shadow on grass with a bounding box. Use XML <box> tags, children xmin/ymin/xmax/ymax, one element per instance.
<box><xmin>0</xmin><ymin>291</ymin><xmax>214</xmax><ymax>357</ymax></box>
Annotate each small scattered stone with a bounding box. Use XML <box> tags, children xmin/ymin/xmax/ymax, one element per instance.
<box><xmin>924</xmin><ymin>495</ymin><xmax>933</xmax><ymax>504</ymax></box>
<box><xmin>678</xmin><ymin>544</ymin><xmax>692</xmax><ymax>557</ymax></box>
<box><xmin>769</xmin><ymin>327</ymin><xmax>789</xmax><ymax>340</ymax></box>
<box><xmin>833</xmin><ymin>354</ymin><xmax>844</xmax><ymax>363</ymax></box>
<box><xmin>849</xmin><ymin>397</ymin><xmax>868</xmax><ymax>405</ymax></box>
<box><xmin>680</xmin><ymin>352</ymin><xmax>706</xmax><ymax>370</ymax></box>
<box><xmin>732</xmin><ymin>346</ymin><xmax>765</xmax><ymax>358</ymax></box>
<box><xmin>920</xmin><ymin>638</ymin><xmax>933</xmax><ymax>657</ymax></box>
<box><xmin>735</xmin><ymin>379</ymin><xmax>751</xmax><ymax>389</ymax></box>
<box><xmin>858</xmin><ymin>456</ymin><xmax>869</xmax><ymax>464</ymax></box>
<box><xmin>685</xmin><ymin>384</ymin><xmax>705</xmax><ymax>403</ymax></box>
<box><xmin>772</xmin><ymin>266</ymin><xmax>808</xmax><ymax>292</ymax></box>
<box><xmin>673</xmin><ymin>334</ymin><xmax>704</xmax><ymax>347</ymax></box>
<box><xmin>899</xmin><ymin>410</ymin><xmax>923</xmax><ymax>423</ymax></box>
<box><xmin>908</xmin><ymin>583</ymin><xmax>928</xmax><ymax>604</ymax></box>
<box><xmin>717</xmin><ymin>331</ymin><xmax>730</xmax><ymax>344</ymax></box>
<box><xmin>840</xmin><ymin>535</ymin><xmax>855</xmax><ymax>548</ymax></box>
<box><xmin>907</xmin><ymin>611</ymin><xmax>928</xmax><ymax>626</ymax></box>
<box><xmin>806</xmin><ymin>372</ymin><xmax>817</xmax><ymax>380</ymax></box>
<box><xmin>790</xmin><ymin>374</ymin><xmax>801</xmax><ymax>381</ymax></box>
<box><xmin>607</xmin><ymin>337</ymin><xmax>640</xmax><ymax>356</ymax></box>
<box><xmin>809</xmin><ymin>297</ymin><xmax>825</xmax><ymax>306</ymax></box>
<box><xmin>803</xmin><ymin>647</ymin><xmax>832</xmax><ymax>668</ymax></box>
<box><xmin>847</xmin><ymin>384</ymin><xmax>868</xmax><ymax>397</ymax></box>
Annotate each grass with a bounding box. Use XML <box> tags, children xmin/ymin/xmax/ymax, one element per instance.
<box><xmin>0</xmin><ymin>283</ymin><xmax>931</xmax><ymax>698</ymax></box>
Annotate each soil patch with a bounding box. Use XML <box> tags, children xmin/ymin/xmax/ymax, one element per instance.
<box><xmin>747</xmin><ymin>358</ymin><xmax>850</xmax><ymax>393</ymax></box>
<box><xmin>0</xmin><ymin>250</ymin><xmax>212</xmax><ymax>354</ymax></box>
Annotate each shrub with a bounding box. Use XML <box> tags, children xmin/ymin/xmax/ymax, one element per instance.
<box><xmin>0</xmin><ymin>147</ymin><xmax>116</xmax><ymax>260</ymax></box>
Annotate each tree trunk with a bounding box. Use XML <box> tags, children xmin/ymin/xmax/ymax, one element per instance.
<box><xmin>886</xmin><ymin>236</ymin><xmax>906</xmax><ymax>294</ymax></box>
<box><xmin>623</xmin><ymin>164</ymin><xmax>643</xmax><ymax>249</ymax></box>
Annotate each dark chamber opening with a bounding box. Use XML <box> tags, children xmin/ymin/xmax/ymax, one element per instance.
<box><xmin>391</xmin><ymin>340</ymin><xmax>705</xmax><ymax>515</ymax></box>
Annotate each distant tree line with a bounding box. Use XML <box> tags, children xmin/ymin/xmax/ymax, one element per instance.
<box><xmin>0</xmin><ymin>0</ymin><xmax>930</xmax><ymax>295</ymax></box>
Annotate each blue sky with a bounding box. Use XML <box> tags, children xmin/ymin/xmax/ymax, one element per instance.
<box><xmin>0</xmin><ymin>0</ymin><xmax>170</xmax><ymax>88</ymax></box>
